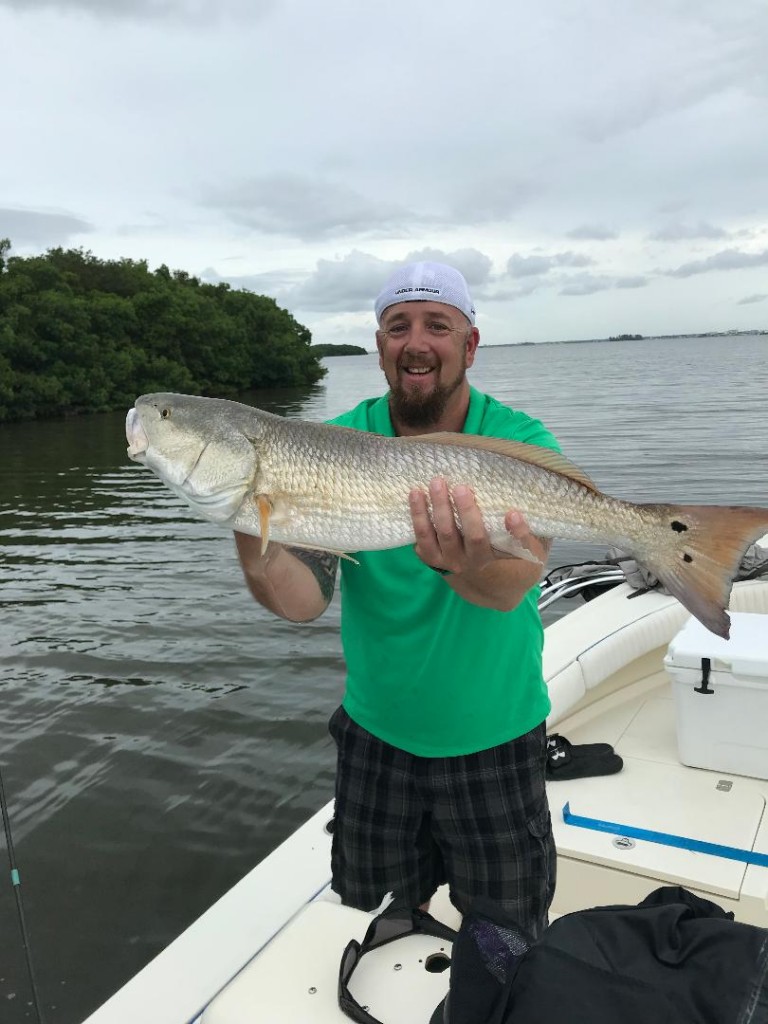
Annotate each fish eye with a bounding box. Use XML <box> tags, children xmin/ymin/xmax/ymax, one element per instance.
<box><xmin>161</xmin><ymin>408</ymin><xmax>171</xmax><ymax>419</ymax></box>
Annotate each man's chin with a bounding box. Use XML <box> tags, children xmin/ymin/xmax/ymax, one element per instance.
<box><xmin>390</xmin><ymin>386</ymin><xmax>449</xmax><ymax>429</ymax></box>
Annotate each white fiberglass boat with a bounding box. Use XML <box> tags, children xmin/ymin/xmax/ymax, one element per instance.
<box><xmin>82</xmin><ymin>549</ymin><xmax>768</xmax><ymax>1024</ymax></box>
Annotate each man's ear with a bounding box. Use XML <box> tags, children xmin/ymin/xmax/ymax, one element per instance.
<box><xmin>465</xmin><ymin>327</ymin><xmax>480</xmax><ymax>366</ymax></box>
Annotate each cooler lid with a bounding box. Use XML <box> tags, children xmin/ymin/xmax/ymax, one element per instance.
<box><xmin>553</xmin><ymin>757</ymin><xmax>765</xmax><ymax>900</ymax></box>
<box><xmin>664</xmin><ymin>612</ymin><xmax>768</xmax><ymax>677</ymax></box>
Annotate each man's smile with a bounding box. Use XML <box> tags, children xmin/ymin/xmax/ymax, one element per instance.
<box><xmin>400</xmin><ymin>362</ymin><xmax>437</xmax><ymax>379</ymax></box>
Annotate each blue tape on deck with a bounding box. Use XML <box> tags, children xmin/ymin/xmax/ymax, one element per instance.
<box><xmin>11</xmin><ymin>868</ymin><xmax>20</xmax><ymax>886</ymax></box>
<box><xmin>562</xmin><ymin>801</ymin><xmax>768</xmax><ymax>868</ymax></box>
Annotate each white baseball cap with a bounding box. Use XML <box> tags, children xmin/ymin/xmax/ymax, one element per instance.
<box><xmin>374</xmin><ymin>261</ymin><xmax>476</xmax><ymax>326</ymax></box>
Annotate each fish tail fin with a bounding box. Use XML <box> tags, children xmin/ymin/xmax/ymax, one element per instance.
<box><xmin>638</xmin><ymin>504</ymin><xmax>768</xmax><ymax>639</ymax></box>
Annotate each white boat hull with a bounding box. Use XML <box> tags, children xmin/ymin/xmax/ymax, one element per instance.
<box><xmin>82</xmin><ymin>573</ymin><xmax>768</xmax><ymax>1024</ymax></box>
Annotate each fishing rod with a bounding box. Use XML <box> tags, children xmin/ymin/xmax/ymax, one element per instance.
<box><xmin>0</xmin><ymin>761</ymin><xmax>46</xmax><ymax>1024</ymax></box>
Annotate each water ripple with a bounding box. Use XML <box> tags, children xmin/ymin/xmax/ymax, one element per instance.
<box><xmin>0</xmin><ymin>335</ymin><xmax>766</xmax><ymax>1023</ymax></box>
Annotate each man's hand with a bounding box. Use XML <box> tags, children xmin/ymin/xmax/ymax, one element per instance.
<box><xmin>408</xmin><ymin>478</ymin><xmax>550</xmax><ymax>611</ymax></box>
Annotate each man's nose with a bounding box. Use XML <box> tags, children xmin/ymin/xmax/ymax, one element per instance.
<box><xmin>403</xmin><ymin>323</ymin><xmax>431</xmax><ymax>350</ymax></box>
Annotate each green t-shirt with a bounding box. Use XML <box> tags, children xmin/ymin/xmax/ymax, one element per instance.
<box><xmin>328</xmin><ymin>386</ymin><xmax>560</xmax><ymax>757</ymax></box>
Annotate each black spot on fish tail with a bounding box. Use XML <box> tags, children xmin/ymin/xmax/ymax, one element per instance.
<box><xmin>639</xmin><ymin>502</ymin><xmax>768</xmax><ymax>639</ymax></box>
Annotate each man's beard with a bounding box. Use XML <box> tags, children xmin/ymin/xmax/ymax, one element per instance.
<box><xmin>388</xmin><ymin>357</ymin><xmax>466</xmax><ymax>429</ymax></box>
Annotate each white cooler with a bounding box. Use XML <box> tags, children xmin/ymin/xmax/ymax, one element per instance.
<box><xmin>664</xmin><ymin>612</ymin><xmax>768</xmax><ymax>781</ymax></box>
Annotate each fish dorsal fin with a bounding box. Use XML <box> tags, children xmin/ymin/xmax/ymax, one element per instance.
<box><xmin>399</xmin><ymin>432</ymin><xmax>599</xmax><ymax>493</ymax></box>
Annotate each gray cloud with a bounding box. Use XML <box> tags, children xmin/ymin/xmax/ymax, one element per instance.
<box><xmin>506</xmin><ymin>254</ymin><xmax>552</xmax><ymax>278</ymax></box>
<box><xmin>115</xmin><ymin>213</ymin><xmax>172</xmax><ymax>237</ymax></box>
<box><xmin>204</xmin><ymin>171</ymin><xmax>546</xmax><ymax>243</ymax></box>
<box><xmin>0</xmin><ymin>207</ymin><xmax>93</xmax><ymax>247</ymax></box>
<box><xmin>664</xmin><ymin>248</ymin><xmax>768</xmax><ymax>278</ymax></box>
<box><xmin>235</xmin><ymin>248</ymin><xmax>495</xmax><ymax>314</ymax></box>
<box><xmin>2</xmin><ymin>0</ymin><xmax>766</xmax><ymax>346</ymax></box>
<box><xmin>449</xmin><ymin>176</ymin><xmax>541</xmax><ymax>224</ymax></box>
<box><xmin>557</xmin><ymin>252</ymin><xmax>595</xmax><ymax>269</ymax></box>
<box><xmin>200</xmin><ymin>265</ymin><xmax>308</xmax><ymax>297</ymax></box>
<box><xmin>507</xmin><ymin>251</ymin><xmax>594</xmax><ymax>278</ymax></box>
<box><xmin>284</xmin><ymin>253</ymin><xmax>398</xmax><ymax>313</ymax></box>
<box><xmin>737</xmin><ymin>292</ymin><xmax>767</xmax><ymax>305</ymax></box>
<box><xmin>0</xmin><ymin>0</ymin><xmax>270</xmax><ymax>20</ymax></box>
<box><xmin>615</xmin><ymin>276</ymin><xmax>649</xmax><ymax>289</ymax></box>
<box><xmin>479</xmin><ymin>281</ymin><xmax>543</xmax><ymax>303</ymax></box>
<box><xmin>566</xmin><ymin>224</ymin><xmax>619</xmax><ymax>241</ymax></box>
<box><xmin>559</xmin><ymin>274</ymin><xmax>614</xmax><ymax>296</ymax></box>
<box><xmin>656</xmin><ymin>200</ymin><xmax>689</xmax><ymax>215</ymax></box>
<box><xmin>503</xmin><ymin>267</ymin><xmax>648</xmax><ymax>297</ymax></box>
<box><xmin>406</xmin><ymin>248</ymin><xmax>494</xmax><ymax>290</ymax></box>
<box><xmin>733</xmin><ymin>227</ymin><xmax>763</xmax><ymax>240</ymax></box>
<box><xmin>202</xmin><ymin>175</ymin><xmax>419</xmax><ymax>242</ymax></box>
<box><xmin>649</xmin><ymin>221</ymin><xmax>730</xmax><ymax>241</ymax></box>
<box><xmin>572</xmin><ymin>4</ymin><xmax>768</xmax><ymax>144</ymax></box>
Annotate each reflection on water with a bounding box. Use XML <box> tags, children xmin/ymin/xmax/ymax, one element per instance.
<box><xmin>0</xmin><ymin>335</ymin><xmax>766</xmax><ymax>1022</ymax></box>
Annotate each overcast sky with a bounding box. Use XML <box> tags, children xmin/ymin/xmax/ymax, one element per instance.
<box><xmin>1</xmin><ymin>0</ymin><xmax>767</xmax><ymax>347</ymax></box>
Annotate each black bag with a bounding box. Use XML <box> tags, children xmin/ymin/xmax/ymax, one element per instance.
<box><xmin>435</xmin><ymin>886</ymin><xmax>768</xmax><ymax>1024</ymax></box>
<box><xmin>339</xmin><ymin>887</ymin><xmax>768</xmax><ymax>1024</ymax></box>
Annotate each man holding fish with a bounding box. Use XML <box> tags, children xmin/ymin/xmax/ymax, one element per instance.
<box><xmin>234</xmin><ymin>262</ymin><xmax>559</xmax><ymax>935</ymax></box>
<box><xmin>127</xmin><ymin>262</ymin><xmax>768</xmax><ymax>927</ymax></box>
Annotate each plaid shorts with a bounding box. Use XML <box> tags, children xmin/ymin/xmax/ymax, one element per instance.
<box><xmin>328</xmin><ymin>706</ymin><xmax>555</xmax><ymax>938</ymax></box>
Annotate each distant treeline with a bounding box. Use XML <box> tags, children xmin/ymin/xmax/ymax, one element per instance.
<box><xmin>311</xmin><ymin>343</ymin><xmax>368</xmax><ymax>357</ymax></box>
<box><xmin>0</xmin><ymin>239</ymin><xmax>326</xmax><ymax>422</ymax></box>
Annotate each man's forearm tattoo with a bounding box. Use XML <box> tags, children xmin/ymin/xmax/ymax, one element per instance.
<box><xmin>287</xmin><ymin>547</ymin><xmax>339</xmax><ymax>604</ymax></box>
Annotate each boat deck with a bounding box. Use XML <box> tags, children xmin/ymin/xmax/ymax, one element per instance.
<box><xmin>201</xmin><ymin>895</ymin><xmax>459</xmax><ymax>1024</ymax></box>
<box><xmin>201</xmin><ymin>660</ymin><xmax>768</xmax><ymax>1024</ymax></box>
<box><xmin>81</xmin><ymin>576</ymin><xmax>768</xmax><ymax>1024</ymax></box>
<box><xmin>552</xmin><ymin>667</ymin><xmax>768</xmax><ymax>923</ymax></box>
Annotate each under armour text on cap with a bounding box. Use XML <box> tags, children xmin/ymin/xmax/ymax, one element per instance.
<box><xmin>374</xmin><ymin>261</ymin><xmax>476</xmax><ymax>326</ymax></box>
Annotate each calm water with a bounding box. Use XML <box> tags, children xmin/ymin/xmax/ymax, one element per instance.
<box><xmin>1</xmin><ymin>335</ymin><xmax>766</xmax><ymax>1022</ymax></box>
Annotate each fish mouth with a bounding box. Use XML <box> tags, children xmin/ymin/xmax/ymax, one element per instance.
<box><xmin>125</xmin><ymin>407</ymin><xmax>149</xmax><ymax>460</ymax></box>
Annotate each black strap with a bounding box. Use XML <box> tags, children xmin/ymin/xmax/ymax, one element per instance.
<box><xmin>338</xmin><ymin>906</ymin><xmax>458</xmax><ymax>1024</ymax></box>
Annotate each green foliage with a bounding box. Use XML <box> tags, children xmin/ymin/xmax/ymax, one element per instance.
<box><xmin>0</xmin><ymin>244</ymin><xmax>326</xmax><ymax>422</ymax></box>
<box><xmin>311</xmin><ymin>343</ymin><xmax>368</xmax><ymax>357</ymax></box>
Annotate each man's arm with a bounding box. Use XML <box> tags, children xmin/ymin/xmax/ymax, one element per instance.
<box><xmin>234</xmin><ymin>532</ymin><xmax>339</xmax><ymax>622</ymax></box>
<box><xmin>409</xmin><ymin>478</ymin><xmax>550</xmax><ymax>612</ymax></box>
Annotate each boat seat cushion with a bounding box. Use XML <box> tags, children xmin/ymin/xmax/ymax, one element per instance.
<box><xmin>544</xmin><ymin>588</ymin><xmax>689</xmax><ymax>726</ymax></box>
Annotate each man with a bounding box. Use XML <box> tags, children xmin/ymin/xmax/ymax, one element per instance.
<box><xmin>235</xmin><ymin>261</ymin><xmax>558</xmax><ymax>937</ymax></box>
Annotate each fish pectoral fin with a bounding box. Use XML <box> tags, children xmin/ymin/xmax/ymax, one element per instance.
<box><xmin>336</xmin><ymin>551</ymin><xmax>360</xmax><ymax>565</ymax></box>
<box><xmin>489</xmin><ymin>532</ymin><xmax>543</xmax><ymax>565</ymax></box>
<box><xmin>249</xmin><ymin>493</ymin><xmax>359</xmax><ymax>564</ymax></box>
<box><xmin>255</xmin><ymin>494</ymin><xmax>272</xmax><ymax>555</ymax></box>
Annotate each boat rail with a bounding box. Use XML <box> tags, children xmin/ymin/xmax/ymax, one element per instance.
<box><xmin>538</xmin><ymin>570</ymin><xmax>625</xmax><ymax>610</ymax></box>
<box><xmin>538</xmin><ymin>539</ymin><xmax>768</xmax><ymax>614</ymax></box>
